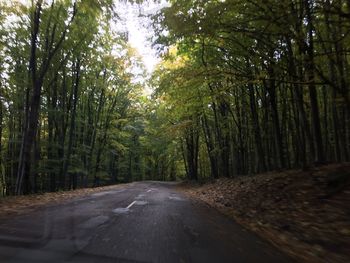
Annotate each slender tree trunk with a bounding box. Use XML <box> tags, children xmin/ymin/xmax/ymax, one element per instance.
<box><xmin>264</xmin><ymin>69</ymin><xmax>285</xmax><ymax>168</ymax></box>
<box><xmin>304</xmin><ymin>0</ymin><xmax>325</xmax><ymax>164</ymax></box>
<box><xmin>180</xmin><ymin>139</ymin><xmax>189</xmax><ymax>178</ymax></box>
<box><xmin>201</xmin><ymin>114</ymin><xmax>219</xmax><ymax>179</ymax></box>
<box><xmin>58</xmin><ymin>68</ymin><xmax>69</xmax><ymax>188</ymax></box>
<box><xmin>248</xmin><ymin>82</ymin><xmax>266</xmax><ymax>172</ymax></box>
<box><xmin>285</xmin><ymin>36</ymin><xmax>311</xmax><ymax>167</ymax></box>
<box><xmin>0</xmin><ymin>93</ymin><xmax>2</xmax><ymax>169</ymax></box>
<box><xmin>62</xmin><ymin>58</ymin><xmax>80</xmax><ymax>190</ymax></box>
<box><xmin>0</xmin><ymin>91</ymin><xmax>3</xmax><ymax>195</ymax></box>
<box><xmin>185</xmin><ymin>125</ymin><xmax>199</xmax><ymax>180</ymax></box>
<box><xmin>218</xmin><ymin>101</ymin><xmax>231</xmax><ymax>177</ymax></box>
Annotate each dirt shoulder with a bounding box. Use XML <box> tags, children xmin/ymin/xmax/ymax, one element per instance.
<box><xmin>0</xmin><ymin>183</ymin><xmax>130</xmax><ymax>220</ymax></box>
<box><xmin>178</xmin><ymin>163</ymin><xmax>350</xmax><ymax>263</ymax></box>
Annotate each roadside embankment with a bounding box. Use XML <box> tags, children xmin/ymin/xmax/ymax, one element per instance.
<box><xmin>179</xmin><ymin>163</ymin><xmax>350</xmax><ymax>263</ymax></box>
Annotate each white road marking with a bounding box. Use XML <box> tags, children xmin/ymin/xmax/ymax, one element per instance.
<box><xmin>147</xmin><ymin>189</ymin><xmax>152</xmax><ymax>193</ymax></box>
<box><xmin>114</xmin><ymin>194</ymin><xmax>149</xmax><ymax>214</ymax></box>
<box><xmin>126</xmin><ymin>201</ymin><xmax>136</xmax><ymax>209</ymax></box>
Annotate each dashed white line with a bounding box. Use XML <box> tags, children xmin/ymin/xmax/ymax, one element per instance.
<box><xmin>126</xmin><ymin>201</ymin><xmax>136</xmax><ymax>209</ymax></box>
<box><xmin>116</xmin><ymin>191</ymin><xmax>151</xmax><ymax>213</ymax></box>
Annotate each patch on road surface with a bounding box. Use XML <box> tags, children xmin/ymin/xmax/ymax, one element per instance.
<box><xmin>134</xmin><ymin>201</ymin><xmax>148</xmax><ymax>206</ymax></box>
<box><xmin>135</xmin><ymin>194</ymin><xmax>145</xmax><ymax>199</ymax></box>
<box><xmin>113</xmin><ymin>208</ymin><xmax>130</xmax><ymax>214</ymax></box>
<box><xmin>80</xmin><ymin>216</ymin><xmax>109</xmax><ymax>229</ymax></box>
<box><xmin>91</xmin><ymin>190</ymin><xmax>124</xmax><ymax>197</ymax></box>
<box><xmin>168</xmin><ymin>195</ymin><xmax>185</xmax><ymax>201</ymax></box>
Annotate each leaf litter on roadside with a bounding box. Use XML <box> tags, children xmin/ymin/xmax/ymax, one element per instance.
<box><xmin>179</xmin><ymin>163</ymin><xmax>350</xmax><ymax>263</ymax></box>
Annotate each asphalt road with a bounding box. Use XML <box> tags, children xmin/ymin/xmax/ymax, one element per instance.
<box><xmin>0</xmin><ymin>182</ymin><xmax>294</xmax><ymax>263</ymax></box>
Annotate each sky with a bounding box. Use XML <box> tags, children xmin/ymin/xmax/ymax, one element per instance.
<box><xmin>114</xmin><ymin>0</ymin><xmax>169</xmax><ymax>74</ymax></box>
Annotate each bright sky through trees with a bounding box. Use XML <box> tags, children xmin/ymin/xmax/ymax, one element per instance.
<box><xmin>2</xmin><ymin>0</ymin><xmax>166</xmax><ymax>74</ymax></box>
<box><xmin>115</xmin><ymin>0</ymin><xmax>169</xmax><ymax>74</ymax></box>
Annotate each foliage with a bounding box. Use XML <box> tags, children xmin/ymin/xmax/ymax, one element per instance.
<box><xmin>1</xmin><ymin>0</ymin><xmax>350</xmax><ymax>195</ymax></box>
<box><xmin>0</xmin><ymin>0</ymin><xmax>156</xmax><ymax>195</ymax></box>
<box><xmin>150</xmin><ymin>0</ymin><xmax>350</xmax><ymax>180</ymax></box>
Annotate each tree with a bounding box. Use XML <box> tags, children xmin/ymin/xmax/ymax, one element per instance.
<box><xmin>0</xmin><ymin>0</ymin><xmax>151</xmax><ymax>196</ymax></box>
<box><xmin>150</xmin><ymin>0</ymin><xmax>350</xmax><ymax>180</ymax></box>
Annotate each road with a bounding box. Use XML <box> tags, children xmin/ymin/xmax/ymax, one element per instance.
<box><xmin>0</xmin><ymin>182</ymin><xmax>294</xmax><ymax>263</ymax></box>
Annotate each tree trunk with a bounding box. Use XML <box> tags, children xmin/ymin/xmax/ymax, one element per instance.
<box><xmin>15</xmin><ymin>0</ymin><xmax>43</xmax><ymax>195</ymax></box>
<box><xmin>304</xmin><ymin>0</ymin><xmax>325</xmax><ymax>164</ymax></box>
<box><xmin>201</xmin><ymin>114</ymin><xmax>219</xmax><ymax>179</ymax></box>
<box><xmin>185</xmin><ymin>125</ymin><xmax>199</xmax><ymax>180</ymax></box>
<box><xmin>248</xmin><ymin>82</ymin><xmax>266</xmax><ymax>172</ymax></box>
<box><xmin>265</xmin><ymin>62</ymin><xmax>285</xmax><ymax>168</ymax></box>
<box><xmin>62</xmin><ymin>58</ymin><xmax>81</xmax><ymax>190</ymax></box>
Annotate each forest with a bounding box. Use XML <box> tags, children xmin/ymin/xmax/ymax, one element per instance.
<box><xmin>0</xmin><ymin>0</ymin><xmax>349</xmax><ymax>196</ymax></box>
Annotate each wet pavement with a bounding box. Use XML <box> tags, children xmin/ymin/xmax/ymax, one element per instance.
<box><xmin>0</xmin><ymin>182</ymin><xmax>294</xmax><ymax>263</ymax></box>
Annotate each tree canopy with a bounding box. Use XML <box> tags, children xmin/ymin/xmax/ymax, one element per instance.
<box><xmin>0</xmin><ymin>0</ymin><xmax>349</xmax><ymax>196</ymax></box>
<box><xmin>150</xmin><ymin>0</ymin><xmax>350</xmax><ymax>180</ymax></box>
